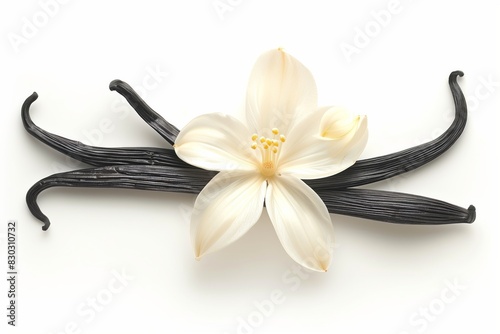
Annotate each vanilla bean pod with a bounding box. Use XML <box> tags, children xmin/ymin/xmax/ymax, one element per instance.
<box><xmin>307</xmin><ymin>71</ymin><xmax>467</xmax><ymax>190</ymax></box>
<box><xmin>23</xmin><ymin>71</ymin><xmax>476</xmax><ymax>230</ymax></box>
<box><xmin>109</xmin><ymin>79</ymin><xmax>179</xmax><ymax>145</ymax></box>
<box><xmin>108</xmin><ymin>71</ymin><xmax>469</xmax><ymax>189</ymax></box>
<box><xmin>27</xmin><ymin>165</ymin><xmax>216</xmax><ymax>230</ymax></box>
<box><xmin>22</xmin><ymin>71</ymin><xmax>467</xmax><ymax>184</ymax></box>
<box><xmin>22</xmin><ymin>92</ymin><xmax>189</xmax><ymax>168</ymax></box>
<box><xmin>26</xmin><ymin>165</ymin><xmax>473</xmax><ymax>231</ymax></box>
<box><xmin>317</xmin><ymin>189</ymin><xmax>475</xmax><ymax>225</ymax></box>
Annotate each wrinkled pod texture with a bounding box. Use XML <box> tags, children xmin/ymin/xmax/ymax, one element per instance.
<box><xmin>22</xmin><ymin>72</ymin><xmax>475</xmax><ymax>231</ymax></box>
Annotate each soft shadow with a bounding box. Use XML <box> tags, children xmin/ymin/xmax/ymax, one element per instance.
<box><xmin>334</xmin><ymin>213</ymin><xmax>473</xmax><ymax>248</ymax></box>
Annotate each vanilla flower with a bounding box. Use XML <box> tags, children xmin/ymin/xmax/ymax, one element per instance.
<box><xmin>22</xmin><ymin>51</ymin><xmax>476</xmax><ymax>272</ymax></box>
<box><xmin>173</xmin><ymin>49</ymin><xmax>367</xmax><ymax>272</ymax></box>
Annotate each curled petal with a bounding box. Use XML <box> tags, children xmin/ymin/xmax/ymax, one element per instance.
<box><xmin>320</xmin><ymin>106</ymin><xmax>364</xmax><ymax>140</ymax></box>
<box><xmin>326</xmin><ymin>113</ymin><xmax>368</xmax><ymax>171</ymax></box>
<box><xmin>307</xmin><ymin>71</ymin><xmax>467</xmax><ymax>190</ymax></box>
<box><xmin>191</xmin><ymin>171</ymin><xmax>267</xmax><ymax>258</ymax></box>
<box><xmin>278</xmin><ymin>107</ymin><xmax>368</xmax><ymax>179</ymax></box>
<box><xmin>266</xmin><ymin>176</ymin><xmax>334</xmax><ymax>272</ymax></box>
<box><xmin>174</xmin><ymin>113</ymin><xmax>259</xmax><ymax>172</ymax></box>
<box><xmin>245</xmin><ymin>48</ymin><xmax>318</xmax><ymax>135</ymax></box>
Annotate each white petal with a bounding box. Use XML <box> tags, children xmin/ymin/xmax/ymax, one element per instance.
<box><xmin>175</xmin><ymin>113</ymin><xmax>259</xmax><ymax>171</ymax></box>
<box><xmin>319</xmin><ymin>106</ymin><xmax>362</xmax><ymax>139</ymax></box>
<box><xmin>245</xmin><ymin>49</ymin><xmax>317</xmax><ymax>136</ymax></box>
<box><xmin>191</xmin><ymin>171</ymin><xmax>267</xmax><ymax>258</ymax></box>
<box><xmin>266</xmin><ymin>176</ymin><xmax>334</xmax><ymax>272</ymax></box>
<box><xmin>278</xmin><ymin>107</ymin><xmax>368</xmax><ymax>179</ymax></box>
<box><xmin>329</xmin><ymin>113</ymin><xmax>368</xmax><ymax>168</ymax></box>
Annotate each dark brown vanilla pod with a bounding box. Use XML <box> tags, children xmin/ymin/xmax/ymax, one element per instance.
<box><xmin>22</xmin><ymin>71</ymin><xmax>476</xmax><ymax>231</ymax></box>
<box><xmin>26</xmin><ymin>166</ymin><xmax>474</xmax><ymax>231</ymax></box>
<box><xmin>317</xmin><ymin>189</ymin><xmax>475</xmax><ymax>225</ymax></box>
<box><xmin>26</xmin><ymin>165</ymin><xmax>217</xmax><ymax>230</ymax></box>
<box><xmin>21</xmin><ymin>45</ymin><xmax>478</xmax><ymax>272</ymax></box>
<box><xmin>109</xmin><ymin>79</ymin><xmax>179</xmax><ymax>145</ymax></box>
<box><xmin>307</xmin><ymin>71</ymin><xmax>467</xmax><ymax>190</ymax></box>
<box><xmin>22</xmin><ymin>92</ymin><xmax>189</xmax><ymax>168</ymax></box>
<box><xmin>107</xmin><ymin>72</ymin><xmax>469</xmax><ymax>190</ymax></box>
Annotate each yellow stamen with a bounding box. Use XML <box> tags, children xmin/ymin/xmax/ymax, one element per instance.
<box><xmin>249</xmin><ymin>127</ymin><xmax>286</xmax><ymax>178</ymax></box>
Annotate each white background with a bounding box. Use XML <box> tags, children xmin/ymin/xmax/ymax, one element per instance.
<box><xmin>1</xmin><ymin>1</ymin><xmax>499</xmax><ymax>333</ymax></box>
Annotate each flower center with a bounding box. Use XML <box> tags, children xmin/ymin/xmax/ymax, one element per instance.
<box><xmin>250</xmin><ymin>128</ymin><xmax>286</xmax><ymax>177</ymax></box>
